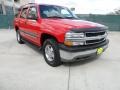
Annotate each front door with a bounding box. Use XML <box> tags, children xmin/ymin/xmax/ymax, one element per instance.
<box><xmin>26</xmin><ymin>6</ymin><xmax>40</xmax><ymax>46</ymax></box>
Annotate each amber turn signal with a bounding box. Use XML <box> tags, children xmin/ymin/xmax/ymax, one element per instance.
<box><xmin>64</xmin><ymin>41</ymin><xmax>73</xmax><ymax>46</ymax></box>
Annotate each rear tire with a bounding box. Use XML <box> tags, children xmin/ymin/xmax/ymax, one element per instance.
<box><xmin>16</xmin><ymin>30</ymin><xmax>24</xmax><ymax>44</ymax></box>
<box><xmin>43</xmin><ymin>39</ymin><xmax>62</xmax><ymax>67</ymax></box>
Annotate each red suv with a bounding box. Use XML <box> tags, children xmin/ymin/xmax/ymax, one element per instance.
<box><xmin>14</xmin><ymin>3</ymin><xmax>109</xmax><ymax>67</ymax></box>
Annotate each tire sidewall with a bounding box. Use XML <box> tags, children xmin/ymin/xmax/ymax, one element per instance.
<box><xmin>16</xmin><ymin>31</ymin><xmax>20</xmax><ymax>42</ymax></box>
<box><xmin>43</xmin><ymin>39</ymin><xmax>61</xmax><ymax>67</ymax></box>
<box><xmin>16</xmin><ymin>30</ymin><xmax>24</xmax><ymax>44</ymax></box>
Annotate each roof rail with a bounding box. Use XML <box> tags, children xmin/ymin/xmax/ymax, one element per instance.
<box><xmin>28</xmin><ymin>3</ymin><xmax>36</xmax><ymax>4</ymax></box>
<box><xmin>20</xmin><ymin>3</ymin><xmax>37</xmax><ymax>8</ymax></box>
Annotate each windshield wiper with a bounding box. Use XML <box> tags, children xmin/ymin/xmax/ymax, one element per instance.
<box><xmin>65</xmin><ymin>16</ymin><xmax>77</xmax><ymax>19</ymax></box>
<box><xmin>47</xmin><ymin>16</ymin><xmax>64</xmax><ymax>19</ymax></box>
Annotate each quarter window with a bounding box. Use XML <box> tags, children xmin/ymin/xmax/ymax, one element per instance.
<box><xmin>20</xmin><ymin>8</ymin><xmax>28</xmax><ymax>18</ymax></box>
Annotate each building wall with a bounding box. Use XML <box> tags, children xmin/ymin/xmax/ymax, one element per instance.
<box><xmin>0</xmin><ymin>3</ymin><xmax>3</xmax><ymax>14</ymax></box>
<box><xmin>0</xmin><ymin>0</ymin><xmax>31</xmax><ymax>15</ymax></box>
<box><xmin>20</xmin><ymin>0</ymin><xmax>31</xmax><ymax>5</ymax></box>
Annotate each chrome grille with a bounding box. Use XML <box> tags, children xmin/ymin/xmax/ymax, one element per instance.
<box><xmin>85</xmin><ymin>31</ymin><xmax>106</xmax><ymax>45</ymax></box>
<box><xmin>86</xmin><ymin>38</ymin><xmax>105</xmax><ymax>45</ymax></box>
<box><xmin>86</xmin><ymin>31</ymin><xmax>105</xmax><ymax>37</ymax></box>
<box><xmin>65</xmin><ymin>29</ymin><xmax>107</xmax><ymax>46</ymax></box>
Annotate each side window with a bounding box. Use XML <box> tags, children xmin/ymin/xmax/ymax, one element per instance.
<box><xmin>27</xmin><ymin>7</ymin><xmax>37</xmax><ymax>20</ymax></box>
<box><xmin>20</xmin><ymin>8</ymin><xmax>28</xmax><ymax>18</ymax></box>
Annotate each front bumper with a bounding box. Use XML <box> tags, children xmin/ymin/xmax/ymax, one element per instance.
<box><xmin>59</xmin><ymin>39</ymin><xmax>109</xmax><ymax>62</ymax></box>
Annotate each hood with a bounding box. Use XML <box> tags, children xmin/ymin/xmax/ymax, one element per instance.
<box><xmin>41</xmin><ymin>19</ymin><xmax>107</xmax><ymax>33</ymax></box>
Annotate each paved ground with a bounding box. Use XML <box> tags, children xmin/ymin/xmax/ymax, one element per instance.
<box><xmin>0</xmin><ymin>30</ymin><xmax>120</xmax><ymax>90</ymax></box>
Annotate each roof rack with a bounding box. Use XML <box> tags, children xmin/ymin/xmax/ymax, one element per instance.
<box><xmin>28</xmin><ymin>3</ymin><xmax>36</xmax><ymax>4</ymax></box>
<box><xmin>20</xmin><ymin>3</ymin><xmax>37</xmax><ymax>8</ymax></box>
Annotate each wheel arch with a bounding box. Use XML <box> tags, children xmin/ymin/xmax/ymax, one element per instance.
<box><xmin>40</xmin><ymin>33</ymin><xmax>58</xmax><ymax>46</ymax></box>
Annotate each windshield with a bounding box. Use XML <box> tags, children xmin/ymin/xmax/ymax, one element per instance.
<box><xmin>39</xmin><ymin>5</ymin><xmax>78</xmax><ymax>19</ymax></box>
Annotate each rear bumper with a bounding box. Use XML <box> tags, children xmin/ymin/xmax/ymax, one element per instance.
<box><xmin>59</xmin><ymin>40</ymin><xmax>109</xmax><ymax>62</ymax></box>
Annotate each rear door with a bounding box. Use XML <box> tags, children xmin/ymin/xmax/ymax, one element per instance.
<box><xmin>19</xmin><ymin>7</ymin><xmax>29</xmax><ymax>39</ymax></box>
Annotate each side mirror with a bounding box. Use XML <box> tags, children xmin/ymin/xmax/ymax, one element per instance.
<box><xmin>27</xmin><ymin>14</ymin><xmax>38</xmax><ymax>20</ymax></box>
<box><xmin>33</xmin><ymin>16</ymin><xmax>38</xmax><ymax>20</ymax></box>
<box><xmin>70</xmin><ymin>8</ymin><xmax>75</xmax><ymax>12</ymax></box>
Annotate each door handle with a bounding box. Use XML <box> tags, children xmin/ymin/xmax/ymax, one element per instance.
<box><xmin>25</xmin><ymin>21</ymin><xmax>27</xmax><ymax>24</ymax></box>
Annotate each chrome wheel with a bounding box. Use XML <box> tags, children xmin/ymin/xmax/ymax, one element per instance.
<box><xmin>45</xmin><ymin>44</ymin><xmax>54</xmax><ymax>61</ymax></box>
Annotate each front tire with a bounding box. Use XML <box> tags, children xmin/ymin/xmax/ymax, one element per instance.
<box><xmin>16</xmin><ymin>30</ymin><xmax>24</xmax><ymax>44</ymax></box>
<box><xmin>43</xmin><ymin>39</ymin><xmax>62</xmax><ymax>67</ymax></box>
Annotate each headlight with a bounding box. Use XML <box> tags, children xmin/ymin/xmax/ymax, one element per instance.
<box><xmin>65</xmin><ymin>32</ymin><xmax>85</xmax><ymax>38</ymax></box>
<box><xmin>64</xmin><ymin>32</ymin><xmax>85</xmax><ymax>46</ymax></box>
